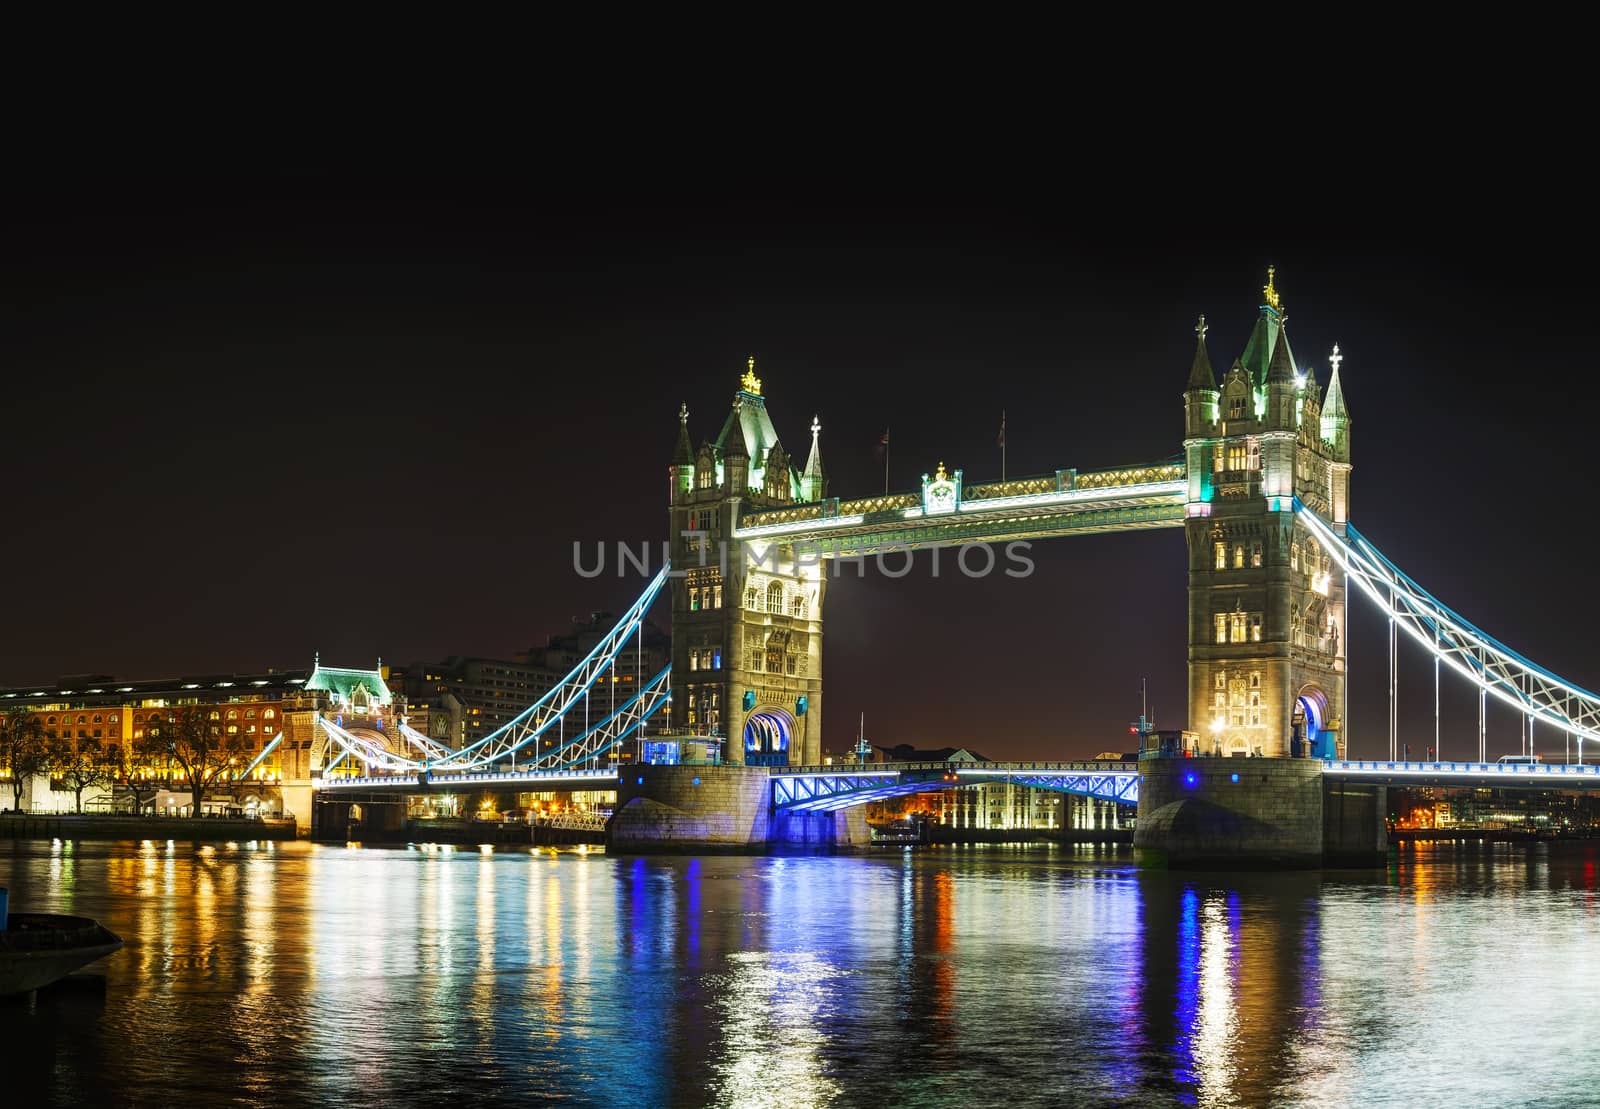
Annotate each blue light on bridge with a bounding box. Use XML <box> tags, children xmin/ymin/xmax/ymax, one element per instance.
<box><xmin>1231</xmin><ymin>773</ymin><xmax>1239</xmax><ymax>783</ymax></box>
<box><xmin>637</xmin><ymin>777</ymin><xmax>644</xmax><ymax>785</ymax></box>
<box><xmin>1184</xmin><ymin>772</ymin><xmax>1197</xmax><ymax>787</ymax></box>
<box><xmin>693</xmin><ymin>777</ymin><xmax>701</xmax><ymax>786</ymax></box>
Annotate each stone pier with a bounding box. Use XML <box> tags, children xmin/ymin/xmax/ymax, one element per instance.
<box><xmin>1135</xmin><ymin>756</ymin><xmax>1386</xmax><ymax>868</ymax></box>
<box><xmin>608</xmin><ymin>764</ymin><xmax>868</xmax><ymax>852</ymax></box>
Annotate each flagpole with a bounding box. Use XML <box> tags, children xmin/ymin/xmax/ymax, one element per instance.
<box><xmin>1001</xmin><ymin>409</ymin><xmax>1006</xmax><ymax>481</ymax></box>
<box><xmin>883</xmin><ymin>428</ymin><xmax>890</xmax><ymax>495</ymax></box>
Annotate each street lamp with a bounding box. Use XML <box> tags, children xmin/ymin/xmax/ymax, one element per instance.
<box><xmin>1210</xmin><ymin>717</ymin><xmax>1225</xmax><ymax>756</ymax></box>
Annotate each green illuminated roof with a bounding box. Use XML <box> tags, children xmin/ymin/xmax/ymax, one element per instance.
<box><xmin>305</xmin><ymin>665</ymin><xmax>392</xmax><ymax>707</ymax></box>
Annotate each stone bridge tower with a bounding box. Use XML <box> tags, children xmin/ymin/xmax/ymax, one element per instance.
<box><xmin>1183</xmin><ymin>270</ymin><xmax>1352</xmax><ymax>758</ymax></box>
<box><xmin>667</xmin><ymin>360</ymin><xmax>826</xmax><ymax>766</ymax></box>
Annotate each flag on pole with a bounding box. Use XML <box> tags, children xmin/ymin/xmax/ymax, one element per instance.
<box><xmin>998</xmin><ymin>410</ymin><xmax>1006</xmax><ymax>447</ymax></box>
<box><xmin>876</xmin><ymin>428</ymin><xmax>890</xmax><ymax>494</ymax></box>
<box><xmin>875</xmin><ymin>428</ymin><xmax>890</xmax><ymax>456</ymax></box>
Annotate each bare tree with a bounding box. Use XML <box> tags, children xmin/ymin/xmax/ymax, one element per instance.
<box><xmin>136</xmin><ymin>705</ymin><xmax>254</xmax><ymax>817</ymax></box>
<box><xmin>108</xmin><ymin>741</ymin><xmax>161</xmax><ymax>815</ymax></box>
<box><xmin>0</xmin><ymin>709</ymin><xmax>47</xmax><ymax>811</ymax></box>
<box><xmin>51</xmin><ymin>732</ymin><xmax>117</xmax><ymax>814</ymax></box>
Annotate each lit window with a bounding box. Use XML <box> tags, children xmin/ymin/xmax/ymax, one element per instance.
<box><xmin>1215</xmin><ymin>671</ymin><xmax>1226</xmax><ymax>689</ymax></box>
<box><xmin>1214</xmin><ymin>542</ymin><xmax>1226</xmax><ymax>570</ymax></box>
<box><xmin>712</xmin><ymin>649</ymin><xmax>721</xmax><ymax>670</ymax></box>
<box><xmin>1215</xmin><ymin>614</ymin><xmax>1228</xmax><ymax>644</ymax></box>
<box><xmin>264</xmin><ymin>709</ymin><xmax>276</xmax><ymax>720</ymax></box>
<box><xmin>1291</xmin><ymin>543</ymin><xmax>1300</xmax><ymax>571</ymax></box>
<box><xmin>1231</xmin><ymin>612</ymin><xmax>1247</xmax><ymax>643</ymax></box>
<box><xmin>689</xmin><ymin>590</ymin><xmax>700</xmax><ymax>612</ymax></box>
<box><xmin>1214</xmin><ymin>691</ymin><xmax>1225</xmax><ymax>708</ymax></box>
<box><xmin>245</xmin><ymin>709</ymin><xmax>255</xmax><ymax>719</ymax></box>
<box><xmin>765</xmin><ymin>581</ymin><xmax>784</xmax><ymax>614</ymax></box>
<box><xmin>1249</xmin><ymin>614</ymin><xmax>1262</xmax><ymax>642</ymax></box>
<box><xmin>713</xmin><ymin>585</ymin><xmax>723</xmax><ymax>609</ymax></box>
<box><xmin>109</xmin><ymin>713</ymin><xmax>118</xmax><ymax>723</ymax></box>
<box><xmin>1250</xmin><ymin>542</ymin><xmax>1263</xmax><ymax>568</ymax></box>
<box><xmin>227</xmin><ymin>709</ymin><xmax>238</xmax><ymax>720</ymax></box>
<box><xmin>1233</xmin><ymin>544</ymin><xmax>1245</xmax><ymax>569</ymax></box>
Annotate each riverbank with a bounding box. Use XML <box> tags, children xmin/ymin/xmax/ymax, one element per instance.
<box><xmin>0</xmin><ymin>813</ymin><xmax>297</xmax><ymax>842</ymax></box>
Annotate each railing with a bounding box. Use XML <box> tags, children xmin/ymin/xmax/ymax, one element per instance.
<box><xmin>1324</xmin><ymin>759</ymin><xmax>1600</xmax><ymax>781</ymax></box>
<box><xmin>774</xmin><ymin>759</ymin><xmax>1136</xmax><ymax>776</ymax></box>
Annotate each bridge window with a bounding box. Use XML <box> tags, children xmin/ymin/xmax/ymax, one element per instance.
<box><xmin>1230</xmin><ymin>612</ymin><xmax>1248</xmax><ymax>643</ymax></box>
<box><xmin>748</xmin><ymin>648</ymin><xmax>764</xmax><ymax>672</ymax></box>
<box><xmin>1250</xmin><ymin>615</ymin><xmax>1262</xmax><ymax>642</ymax></box>
<box><xmin>1215</xmin><ymin>671</ymin><xmax>1226</xmax><ymax>689</ymax></box>
<box><xmin>786</xmin><ymin>655</ymin><xmax>797</xmax><ymax>675</ymax></box>
<box><xmin>1214</xmin><ymin>542</ymin><xmax>1226</xmax><ymax>570</ymax></box>
<box><xmin>1291</xmin><ymin>542</ymin><xmax>1300</xmax><ymax>571</ymax></box>
<box><xmin>689</xmin><ymin>589</ymin><xmax>700</xmax><ymax>612</ymax></box>
<box><xmin>745</xmin><ymin>586</ymin><xmax>758</xmax><ymax>610</ymax></box>
<box><xmin>713</xmin><ymin>648</ymin><xmax>721</xmax><ymax>669</ymax></box>
<box><xmin>1251</xmin><ymin>541</ymin><xmax>1263</xmax><ymax>568</ymax></box>
<box><xmin>765</xmin><ymin>581</ymin><xmax>784</xmax><ymax>614</ymax></box>
<box><xmin>790</xmin><ymin>594</ymin><xmax>806</xmax><ymax>617</ymax></box>
<box><xmin>1228</xmin><ymin>395</ymin><xmax>1246</xmax><ymax>420</ymax></box>
<box><xmin>1233</xmin><ymin>544</ymin><xmax>1245</xmax><ymax>569</ymax></box>
<box><xmin>1214</xmin><ymin>691</ymin><xmax>1225</xmax><ymax>709</ymax></box>
<box><xmin>689</xmin><ymin>650</ymin><xmax>699</xmax><ymax>671</ymax></box>
<box><xmin>1215</xmin><ymin>614</ymin><xmax>1228</xmax><ymax>644</ymax></box>
<box><xmin>1250</xmin><ymin>671</ymin><xmax>1261</xmax><ymax>688</ymax></box>
<box><xmin>713</xmin><ymin>584</ymin><xmax>723</xmax><ymax>608</ymax></box>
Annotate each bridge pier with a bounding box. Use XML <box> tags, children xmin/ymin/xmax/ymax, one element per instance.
<box><xmin>1135</xmin><ymin>757</ymin><xmax>1385</xmax><ymax>868</ymax></box>
<box><xmin>607</xmin><ymin>765</ymin><xmax>868</xmax><ymax>852</ymax></box>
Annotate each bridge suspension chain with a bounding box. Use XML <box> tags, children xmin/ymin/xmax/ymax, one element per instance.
<box><xmin>1295</xmin><ymin>499</ymin><xmax>1600</xmax><ymax>746</ymax></box>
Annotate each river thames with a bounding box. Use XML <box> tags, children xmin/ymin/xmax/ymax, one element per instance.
<box><xmin>3</xmin><ymin>839</ymin><xmax>1599</xmax><ymax>1107</ymax></box>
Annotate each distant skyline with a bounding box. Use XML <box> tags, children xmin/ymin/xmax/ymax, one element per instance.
<box><xmin>5</xmin><ymin>178</ymin><xmax>1597</xmax><ymax>760</ymax></box>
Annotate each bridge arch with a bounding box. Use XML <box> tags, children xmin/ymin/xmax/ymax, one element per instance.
<box><xmin>744</xmin><ymin>707</ymin><xmax>794</xmax><ymax>767</ymax></box>
<box><xmin>1294</xmin><ymin>685</ymin><xmax>1330</xmax><ymax>759</ymax></box>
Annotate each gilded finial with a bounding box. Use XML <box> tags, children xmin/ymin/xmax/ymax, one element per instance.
<box><xmin>1263</xmin><ymin>265</ymin><xmax>1282</xmax><ymax>313</ymax></box>
<box><xmin>935</xmin><ymin>460</ymin><xmax>948</xmax><ymax>482</ymax></box>
<box><xmin>810</xmin><ymin>414</ymin><xmax>821</xmax><ymax>438</ymax></box>
<box><xmin>1195</xmin><ymin>313</ymin><xmax>1208</xmax><ymax>340</ymax></box>
<box><xmin>679</xmin><ymin>402</ymin><xmax>689</xmax><ymax>426</ymax></box>
<box><xmin>1328</xmin><ymin>343</ymin><xmax>1343</xmax><ymax>375</ymax></box>
<box><xmin>741</xmin><ymin>355</ymin><xmax>762</xmax><ymax>395</ymax></box>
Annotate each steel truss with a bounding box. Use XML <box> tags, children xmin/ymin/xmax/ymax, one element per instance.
<box><xmin>1296</xmin><ymin>500</ymin><xmax>1600</xmax><ymax>743</ymax></box>
<box><xmin>770</xmin><ymin>761</ymin><xmax>1140</xmax><ymax>812</ymax></box>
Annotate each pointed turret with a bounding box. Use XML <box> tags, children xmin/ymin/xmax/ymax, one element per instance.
<box><xmin>1186</xmin><ymin>314</ymin><xmax>1217</xmax><ymax>391</ymax></box>
<box><xmin>670</xmin><ymin>402</ymin><xmax>695</xmax><ymax>503</ymax></box>
<box><xmin>803</xmin><ymin>415</ymin><xmax>826</xmax><ymax>501</ymax></box>
<box><xmin>721</xmin><ymin>398</ymin><xmax>749</xmax><ymax>495</ymax></box>
<box><xmin>673</xmin><ymin>402</ymin><xmax>694</xmax><ymax>466</ymax></box>
<box><xmin>1321</xmin><ymin>343</ymin><xmax>1351</xmax><ymax>462</ymax></box>
<box><xmin>1184</xmin><ymin>316</ymin><xmax>1219</xmax><ymax>440</ymax></box>
<box><xmin>1266</xmin><ymin>323</ymin><xmax>1295</xmax><ymax>383</ymax></box>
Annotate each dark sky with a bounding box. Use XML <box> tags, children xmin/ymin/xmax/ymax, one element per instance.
<box><xmin>4</xmin><ymin>176</ymin><xmax>1598</xmax><ymax>761</ymax></box>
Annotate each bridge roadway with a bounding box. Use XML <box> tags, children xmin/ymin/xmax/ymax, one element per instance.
<box><xmin>313</xmin><ymin>758</ymin><xmax>1600</xmax><ymax>809</ymax></box>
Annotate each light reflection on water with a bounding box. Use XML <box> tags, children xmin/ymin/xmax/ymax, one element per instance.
<box><xmin>5</xmin><ymin>840</ymin><xmax>1600</xmax><ymax>1107</ymax></box>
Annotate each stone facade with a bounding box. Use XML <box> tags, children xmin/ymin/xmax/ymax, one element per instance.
<box><xmin>667</xmin><ymin>362</ymin><xmax>827</xmax><ymax>766</ymax></box>
<box><xmin>1183</xmin><ymin>273</ymin><xmax>1352</xmax><ymax>760</ymax></box>
<box><xmin>608</xmin><ymin>764</ymin><xmax>868</xmax><ymax>851</ymax></box>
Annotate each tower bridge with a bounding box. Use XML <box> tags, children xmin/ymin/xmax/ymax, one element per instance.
<box><xmin>304</xmin><ymin>269</ymin><xmax>1600</xmax><ymax>865</ymax></box>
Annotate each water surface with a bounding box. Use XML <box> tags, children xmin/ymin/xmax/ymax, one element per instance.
<box><xmin>3</xmin><ymin>839</ymin><xmax>1598</xmax><ymax>1107</ymax></box>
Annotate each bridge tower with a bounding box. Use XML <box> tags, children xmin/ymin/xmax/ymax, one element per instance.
<box><xmin>667</xmin><ymin>360</ymin><xmax>825</xmax><ymax>766</ymax></box>
<box><xmin>1183</xmin><ymin>271</ymin><xmax>1352</xmax><ymax>759</ymax></box>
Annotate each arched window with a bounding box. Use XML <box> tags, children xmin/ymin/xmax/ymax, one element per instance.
<box><xmin>208</xmin><ymin>711</ymin><xmax>221</xmax><ymax>721</ymax></box>
<box><xmin>245</xmin><ymin>709</ymin><xmax>256</xmax><ymax>719</ymax></box>
<box><xmin>92</xmin><ymin>714</ymin><xmax>102</xmax><ymax>724</ymax></box>
<box><xmin>109</xmin><ymin>713</ymin><xmax>119</xmax><ymax>723</ymax></box>
<box><xmin>227</xmin><ymin>709</ymin><xmax>238</xmax><ymax>720</ymax></box>
<box><xmin>77</xmin><ymin>715</ymin><xmax>87</xmax><ymax>725</ymax></box>
<box><xmin>264</xmin><ymin>709</ymin><xmax>276</xmax><ymax>720</ymax></box>
<box><xmin>789</xmin><ymin>594</ymin><xmax>806</xmax><ymax>617</ymax></box>
<box><xmin>765</xmin><ymin>581</ymin><xmax>784</xmax><ymax>614</ymax></box>
<box><xmin>1233</xmin><ymin>544</ymin><xmax>1245</xmax><ymax>569</ymax></box>
<box><xmin>1214</xmin><ymin>542</ymin><xmax>1226</xmax><ymax>570</ymax></box>
<box><xmin>744</xmin><ymin>586</ymin><xmax>758</xmax><ymax>610</ymax></box>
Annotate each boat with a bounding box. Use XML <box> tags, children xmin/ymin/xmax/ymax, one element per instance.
<box><xmin>1</xmin><ymin>900</ymin><xmax>123</xmax><ymax>996</ymax></box>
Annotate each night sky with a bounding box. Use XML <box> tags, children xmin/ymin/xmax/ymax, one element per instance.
<box><xmin>5</xmin><ymin>177</ymin><xmax>1598</xmax><ymax>761</ymax></box>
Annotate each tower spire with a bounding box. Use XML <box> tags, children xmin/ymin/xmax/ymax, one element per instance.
<box><xmin>673</xmin><ymin>402</ymin><xmax>693</xmax><ymax>465</ymax></box>
<box><xmin>803</xmin><ymin>414</ymin><xmax>826</xmax><ymax>501</ymax></box>
<box><xmin>1186</xmin><ymin>313</ymin><xmax>1217</xmax><ymax>390</ymax></box>
<box><xmin>741</xmin><ymin>355</ymin><xmax>762</xmax><ymax>395</ymax></box>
